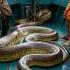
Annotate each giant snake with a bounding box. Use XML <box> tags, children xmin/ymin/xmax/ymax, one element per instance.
<box><xmin>0</xmin><ymin>26</ymin><xmax>68</xmax><ymax>70</ymax></box>
<box><xmin>17</xmin><ymin>42</ymin><xmax>68</xmax><ymax>70</ymax></box>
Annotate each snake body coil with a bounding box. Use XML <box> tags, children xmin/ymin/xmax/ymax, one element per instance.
<box><xmin>15</xmin><ymin>9</ymin><xmax>51</xmax><ymax>27</ymax></box>
<box><xmin>25</xmin><ymin>32</ymin><xmax>58</xmax><ymax>42</ymax></box>
<box><xmin>0</xmin><ymin>26</ymin><xmax>67</xmax><ymax>67</ymax></box>
<box><xmin>0</xmin><ymin>31</ymin><xmax>21</xmax><ymax>48</ymax></box>
<box><xmin>17</xmin><ymin>42</ymin><xmax>68</xmax><ymax>70</ymax></box>
<box><xmin>0</xmin><ymin>26</ymin><xmax>68</xmax><ymax>70</ymax></box>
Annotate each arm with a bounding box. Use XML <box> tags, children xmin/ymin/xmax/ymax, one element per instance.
<box><xmin>1</xmin><ymin>0</ymin><xmax>12</xmax><ymax>16</ymax></box>
<box><xmin>64</xmin><ymin>0</ymin><xmax>70</xmax><ymax>19</ymax></box>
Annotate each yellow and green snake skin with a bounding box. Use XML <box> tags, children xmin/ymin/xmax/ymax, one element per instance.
<box><xmin>0</xmin><ymin>26</ymin><xmax>68</xmax><ymax>69</ymax></box>
<box><xmin>0</xmin><ymin>26</ymin><xmax>67</xmax><ymax>70</ymax></box>
<box><xmin>17</xmin><ymin>42</ymin><xmax>68</xmax><ymax>70</ymax></box>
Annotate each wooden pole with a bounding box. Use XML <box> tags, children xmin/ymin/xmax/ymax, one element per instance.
<box><xmin>33</xmin><ymin>0</ymin><xmax>37</xmax><ymax>22</ymax></box>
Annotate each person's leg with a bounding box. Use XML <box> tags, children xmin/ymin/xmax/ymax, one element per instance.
<box><xmin>63</xmin><ymin>20</ymin><xmax>70</xmax><ymax>40</ymax></box>
<box><xmin>66</xmin><ymin>20</ymin><xmax>70</xmax><ymax>39</ymax></box>
<box><xmin>1</xmin><ymin>15</ymin><xmax>9</xmax><ymax>36</ymax></box>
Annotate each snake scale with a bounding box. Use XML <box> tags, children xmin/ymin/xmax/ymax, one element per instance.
<box><xmin>0</xmin><ymin>26</ymin><xmax>68</xmax><ymax>70</ymax></box>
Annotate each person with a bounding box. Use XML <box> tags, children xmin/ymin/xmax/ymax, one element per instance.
<box><xmin>0</xmin><ymin>0</ymin><xmax>12</xmax><ymax>36</ymax></box>
<box><xmin>64</xmin><ymin>0</ymin><xmax>70</xmax><ymax>45</ymax></box>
